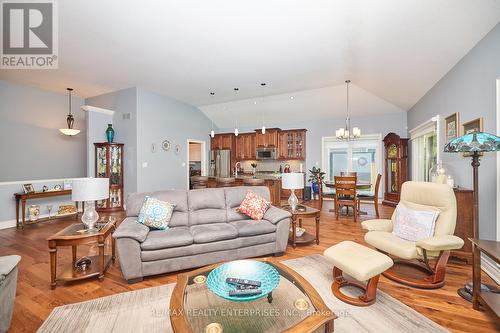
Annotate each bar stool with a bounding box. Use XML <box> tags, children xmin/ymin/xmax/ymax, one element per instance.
<box><xmin>243</xmin><ymin>178</ymin><xmax>265</xmax><ymax>186</ymax></box>
<box><xmin>216</xmin><ymin>177</ymin><xmax>236</xmax><ymax>188</ymax></box>
<box><xmin>191</xmin><ymin>176</ymin><xmax>208</xmax><ymax>189</ymax></box>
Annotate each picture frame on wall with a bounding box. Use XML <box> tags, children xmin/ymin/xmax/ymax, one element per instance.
<box><xmin>462</xmin><ymin>117</ymin><xmax>484</xmax><ymax>134</ymax></box>
<box><xmin>462</xmin><ymin>117</ymin><xmax>484</xmax><ymax>157</ymax></box>
<box><xmin>444</xmin><ymin>112</ymin><xmax>460</xmax><ymax>142</ymax></box>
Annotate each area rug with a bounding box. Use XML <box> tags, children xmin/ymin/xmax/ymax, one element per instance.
<box><xmin>38</xmin><ymin>254</ymin><xmax>448</xmax><ymax>333</ymax></box>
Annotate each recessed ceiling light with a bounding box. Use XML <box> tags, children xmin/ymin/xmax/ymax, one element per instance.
<box><xmin>254</xmin><ymin>101</ymin><xmax>257</xmax><ymax>105</ymax></box>
<box><xmin>290</xmin><ymin>96</ymin><xmax>294</xmax><ymax>100</ymax></box>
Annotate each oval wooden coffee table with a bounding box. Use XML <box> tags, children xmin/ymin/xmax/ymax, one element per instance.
<box><xmin>170</xmin><ymin>258</ymin><xmax>336</xmax><ymax>333</ymax></box>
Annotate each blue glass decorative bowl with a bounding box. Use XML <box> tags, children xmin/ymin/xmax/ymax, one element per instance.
<box><xmin>206</xmin><ymin>260</ymin><xmax>280</xmax><ymax>302</ymax></box>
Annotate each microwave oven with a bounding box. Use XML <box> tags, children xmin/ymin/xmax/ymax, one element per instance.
<box><xmin>256</xmin><ymin>147</ymin><xmax>277</xmax><ymax>160</ymax></box>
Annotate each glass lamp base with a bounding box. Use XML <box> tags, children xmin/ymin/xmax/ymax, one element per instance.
<box><xmin>288</xmin><ymin>190</ymin><xmax>298</xmax><ymax>211</ymax></box>
<box><xmin>81</xmin><ymin>201</ymin><xmax>99</xmax><ymax>230</ymax></box>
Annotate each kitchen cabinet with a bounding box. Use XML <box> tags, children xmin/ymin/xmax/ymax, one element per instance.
<box><xmin>277</xmin><ymin>129</ymin><xmax>307</xmax><ymax>161</ymax></box>
<box><xmin>235</xmin><ymin>133</ymin><xmax>256</xmax><ymax>160</ymax></box>
<box><xmin>211</xmin><ymin>133</ymin><xmax>235</xmax><ymax>150</ymax></box>
<box><xmin>255</xmin><ymin>128</ymin><xmax>279</xmax><ymax>148</ymax></box>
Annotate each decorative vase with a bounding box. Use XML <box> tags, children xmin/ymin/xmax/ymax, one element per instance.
<box><xmin>312</xmin><ymin>182</ymin><xmax>319</xmax><ymax>194</ymax></box>
<box><xmin>29</xmin><ymin>205</ymin><xmax>40</xmax><ymax>221</ymax></box>
<box><xmin>252</xmin><ymin>167</ymin><xmax>257</xmax><ymax>175</ymax></box>
<box><xmin>105</xmin><ymin>124</ymin><xmax>114</xmax><ymax>143</ymax></box>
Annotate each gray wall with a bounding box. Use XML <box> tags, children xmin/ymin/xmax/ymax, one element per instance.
<box><xmin>408</xmin><ymin>23</ymin><xmax>500</xmax><ymax>240</ymax></box>
<box><xmin>136</xmin><ymin>88</ymin><xmax>213</xmax><ymax>192</ymax></box>
<box><xmin>86</xmin><ymin>111</ymin><xmax>113</xmax><ymax>176</ymax></box>
<box><xmin>0</xmin><ymin>80</ymin><xmax>86</xmax><ymax>228</ymax></box>
<box><xmin>85</xmin><ymin>87</ymin><xmax>138</xmax><ymax>196</ymax></box>
<box><xmin>220</xmin><ymin>111</ymin><xmax>408</xmax><ymax>176</ymax></box>
<box><xmin>0</xmin><ymin>80</ymin><xmax>86</xmax><ymax>181</ymax></box>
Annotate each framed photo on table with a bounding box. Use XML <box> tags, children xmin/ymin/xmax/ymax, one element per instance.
<box><xmin>444</xmin><ymin>112</ymin><xmax>460</xmax><ymax>142</ymax></box>
<box><xmin>462</xmin><ymin>117</ymin><xmax>483</xmax><ymax>134</ymax></box>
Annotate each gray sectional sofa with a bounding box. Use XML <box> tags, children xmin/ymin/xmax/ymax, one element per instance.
<box><xmin>113</xmin><ymin>186</ymin><xmax>291</xmax><ymax>283</ymax></box>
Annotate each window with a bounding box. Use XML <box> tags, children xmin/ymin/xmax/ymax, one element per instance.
<box><xmin>409</xmin><ymin>116</ymin><xmax>441</xmax><ymax>182</ymax></box>
<box><xmin>322</xmin><ymin>135</ymin><xmax>382</xmax><ymax>196</ymax></box>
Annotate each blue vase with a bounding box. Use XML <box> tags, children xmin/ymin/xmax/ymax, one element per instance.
<box><xmin>312</xmin><ymin>182</ymin><xmax>319</xmax><ymax>194</ymax></box>
<box><xmin>105</xmin><ymin>124</ymin><xmax>114</xmax><ymax>143</ymax></box>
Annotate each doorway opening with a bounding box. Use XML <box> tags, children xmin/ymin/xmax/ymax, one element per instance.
<box><xmin>187</xmin><ymin>140</ymin><xmax>207</xmax><ymax>189</ymax></box>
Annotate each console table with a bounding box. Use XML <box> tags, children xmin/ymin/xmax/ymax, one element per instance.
<box><xmin>470</xmin><ymin>238</ymin><xmax>500</xmax><ymax>320</ymax></box>
<box><xmin>14</xmin><ymin>190</ymin><xmax>79</xmax><ymax>229</ymax></box>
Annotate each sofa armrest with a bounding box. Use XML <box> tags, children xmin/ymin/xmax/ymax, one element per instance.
<box><xmin>113</xmin><ymin>217</ymin><xmax>150</xmax><ymax>243</ymax></box>
<box><xmin>361</xmin><ymin>219</ymin><xmax>393</xmax><ymax>232</ymax></box>
<box><xmin>264</xmin><ymin>206</ymin><xmax>292</xmax><ymax>224</ymax></box>
<box><xmin>416</xmin><ymin>235</ymin><xmax>464</xmax><ymax>251</ymax></box>
<box><xmin>0</xmin><ymin>255</ymin><xmax>21</xmax><ymax>287</ymax></box>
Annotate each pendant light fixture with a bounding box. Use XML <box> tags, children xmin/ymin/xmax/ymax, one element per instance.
<box><xmin>209</xmin><ymin>92</ymin><xmax>215</xmax><ymax>138</ymax></box>
<box><xmin>336</xmin><ymin>80</ymin><xmax>360</xmax><ymax>141</ymax></box>
<box><xmin>260</xmin><ymin>82</ymin><xmax>266</xmax><ymax>134</ymax></box>
<box><xmin>59</xmin><ymin>88</ymin><xmax>80</xmax><ymax>136</ymax></box>
<box><xmin>233</xmin><ymin>88</ymin><xmax>239</xmax><ymax>137</ymax></box>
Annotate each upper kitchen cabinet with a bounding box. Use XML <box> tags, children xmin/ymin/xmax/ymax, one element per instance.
<box><xmin>255</xmin><ymin>128</ymin><xmax>279</xmax><ymax>148</ymax></box>
<box><xmin>277</xmin><ymin>129</ymin><xmax>307</xmax><ymax>160</ymax></box>
<box><xmin>211</xmin><ymin>133</ymin><xmax>235</xmax><ymax>150</ymax></box>
<box><xmin>235</xmin><ymin>133</ymin><xmax>256</xmax><ymax>160</ymax></box>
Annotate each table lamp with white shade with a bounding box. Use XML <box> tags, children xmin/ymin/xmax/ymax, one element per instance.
<box><xmin>282</xmin><ymin>173</ymin><xmax>304</xmax><ymax>210</ymax></box>
<box><xmin>71</xmin><ymin>178</ymin><xmax>109</xmax><ymax>230</ymax></box>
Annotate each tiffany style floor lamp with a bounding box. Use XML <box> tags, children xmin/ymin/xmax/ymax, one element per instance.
<box><xmin>444</xmin><ymin>131</ymin><xmax>500</xmax><ymax>301</ymax></box>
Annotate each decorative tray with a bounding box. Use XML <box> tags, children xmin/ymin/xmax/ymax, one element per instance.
<box><xmin>206</xmin><ymin>260</ymin><xmax>280</xmax><ymax>302</ymax></box>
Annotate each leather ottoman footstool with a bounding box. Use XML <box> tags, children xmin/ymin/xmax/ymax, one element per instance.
<box><xmin>323</xmin><ymin>241</ymin><xmax>393</xmax><ymax>306</ymax></box>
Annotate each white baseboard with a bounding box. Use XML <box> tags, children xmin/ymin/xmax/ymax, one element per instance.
<box><xmin>481</xmin><ymin>254</ymin><xmax>500</xmax><ymax>284</ymax></box>
<box><xmin>0</xmin><ymin>219</ymin><xmax>17</xmax><ymax>230</ymax></box>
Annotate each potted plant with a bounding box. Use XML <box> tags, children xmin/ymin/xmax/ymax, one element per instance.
<box><xmin>251</xmin><ymin>162</ymin><xmax>258</xmax><ymax>176</ymax></box>
<box><xmin>308</xmin><ymin>166</ymin><xmax>325</xmax><ymax>195</ymax></box>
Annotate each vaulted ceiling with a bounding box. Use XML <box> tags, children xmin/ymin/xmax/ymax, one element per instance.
<box><xmin>1</xmin><ymin>0</ymin><xmax>499</xmax><ymax>125</ymax></box>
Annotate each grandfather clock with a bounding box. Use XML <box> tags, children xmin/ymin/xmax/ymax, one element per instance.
<box><xmin>382</xmin><ymin>133</ymin><xmax>409</xmax><ymax>207</ymax></box>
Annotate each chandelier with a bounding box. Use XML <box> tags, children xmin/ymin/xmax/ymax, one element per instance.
<box><xmin>336</xmin><ymin>80</ymin><xmax>360</xmax><ymax>140</ymax></box>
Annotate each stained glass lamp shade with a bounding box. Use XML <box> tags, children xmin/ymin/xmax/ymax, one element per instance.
<box><xmin>444</xmin><ymin>132</ymin><xmax>500</xmax><ymax>153</ymax></box>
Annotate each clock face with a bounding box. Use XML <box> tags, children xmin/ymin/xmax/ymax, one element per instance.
<box><xmin>388</xmin><ymin>144</ymin><xmax>398</xmax><ymax>158</ymax></box>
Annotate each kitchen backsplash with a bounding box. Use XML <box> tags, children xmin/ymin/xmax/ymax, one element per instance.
<box><xmin>240</xmin><ymin>160</ymin><xmax>304</xmax><ymax>173</ymax></box>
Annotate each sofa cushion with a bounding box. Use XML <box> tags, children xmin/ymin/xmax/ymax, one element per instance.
<box><xmin>229</xmin><ymin>220</ymin><xmax>277</xmax><ymax>237</ymax></box>
<box><xmin>225</xmin><ymin>186</ymin><xmax>270</xmax><ymax>222</ymax></box>
<box><xmin>190</xmin><ymin>223</ymin><xmax>238</xmax><ymax>243</ymax></box>
<box><xmin>127</xmin><ymin>190</ymin><xmax>189</xmax><ymax>227</ymax></box>
<box><xmin>188</xmin><ymin>188</ymin><xmax>227</xmax><ymax>225</ymax></box>
<box><xmin>140</xmin><ymin>227</ymin><xmax>193</xmax><ymax>251</ymax></box>
<box><xmin>141</xmin><ymin>233</ymin><xmax>276</xmax><ymax>261</ymax></box>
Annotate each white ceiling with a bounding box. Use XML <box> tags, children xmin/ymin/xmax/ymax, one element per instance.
<box><xmin>200</xmin><ymin>83</ymin><xmax>405</xmax><ymax>128</ymax></box>
<box><xmin>1</xmin><ymin>0</ymin><xmax>499</xmax><ymax>118</ymax></box>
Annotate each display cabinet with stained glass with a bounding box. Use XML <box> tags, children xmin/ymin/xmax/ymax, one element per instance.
<box><xmin>94</xmin><ymin>142</ymin><xmax>124</xmax><ymax>212</ymax></box>
<box><xmin>382</xmin><ymin>133</ymin><xmax>408</xmax><ymax>207</ymax></box>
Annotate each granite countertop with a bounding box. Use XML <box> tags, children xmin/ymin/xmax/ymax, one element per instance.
<box><xmin>208</xmin><ymin>173</ymin><xmax>282</xmax><ymax>181</ymax></box>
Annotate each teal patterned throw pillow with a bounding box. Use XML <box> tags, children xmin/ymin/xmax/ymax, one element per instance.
<box><xmin>137</xmin><ymin>196</ymin><xmax>175</xmax><ymax>230</ymax></box>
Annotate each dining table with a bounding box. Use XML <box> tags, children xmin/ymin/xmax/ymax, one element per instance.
<box><xmin>323</xmin><ymin>181</ymin><xmax>372</xmax><ymax>215</ymax></box>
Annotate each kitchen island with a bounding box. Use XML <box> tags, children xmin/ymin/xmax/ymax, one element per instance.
<box><xmin>207</xmin><ymin>174</ymin><xmax>282</xmax><ymax>206</ymax></box>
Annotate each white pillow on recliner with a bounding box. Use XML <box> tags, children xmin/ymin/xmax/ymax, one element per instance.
<box><xmin>392</xmin><ymin>203</ymin><xmax>440</xmax><ymax>242</ymax></box>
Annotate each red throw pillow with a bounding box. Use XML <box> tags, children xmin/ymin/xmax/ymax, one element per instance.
<box><xmin>237</xmin><ymin>190</ymin><xmax>270</xmax><ymax>220</ymax></box>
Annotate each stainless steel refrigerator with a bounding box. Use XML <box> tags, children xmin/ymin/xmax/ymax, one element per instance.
<box><xmin>210</xmin><ymin>150</ymin><xmax>231</xmax><ymax>177</ymax></box>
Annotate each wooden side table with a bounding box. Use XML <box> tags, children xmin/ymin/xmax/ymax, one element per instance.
<box><xmin>14</xmin><ymin>190</ymin><xmax>80</xmax><ymax>229</ymax></box>
<box><xmin>470</xmin><ymin>238</ymin><xmax>500</xmax><ymax>320</ymax></box>
<box><xmin>282</xmin><ymin>204</ymin><xmax>320</xmax><ymax>249</ymax></box>
<box><xmin>47</xmin><ymin>221</ymin><xmax>116</xmax><ymax>289</ymax></box>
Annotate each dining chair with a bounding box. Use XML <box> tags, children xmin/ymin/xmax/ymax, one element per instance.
<box><xmin>319</xmin><ymin>182</ymin><xmax>335</xmax><ymax>211</ymax></box>
<box><xmin>334</xmin><ymin>176</ymin><xmax>357</xmax><ymax>222</ymax></box>
<box><xmin>357</xmin><ymin>174</ymin><xmax>382</xmax><ymax>218</ymax></box>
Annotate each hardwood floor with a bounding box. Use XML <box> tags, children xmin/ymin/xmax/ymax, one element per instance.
<box><xmin>0</xmin><ymin>201</ymin><xmax>497</xmax><ymax>333</ymax></box>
